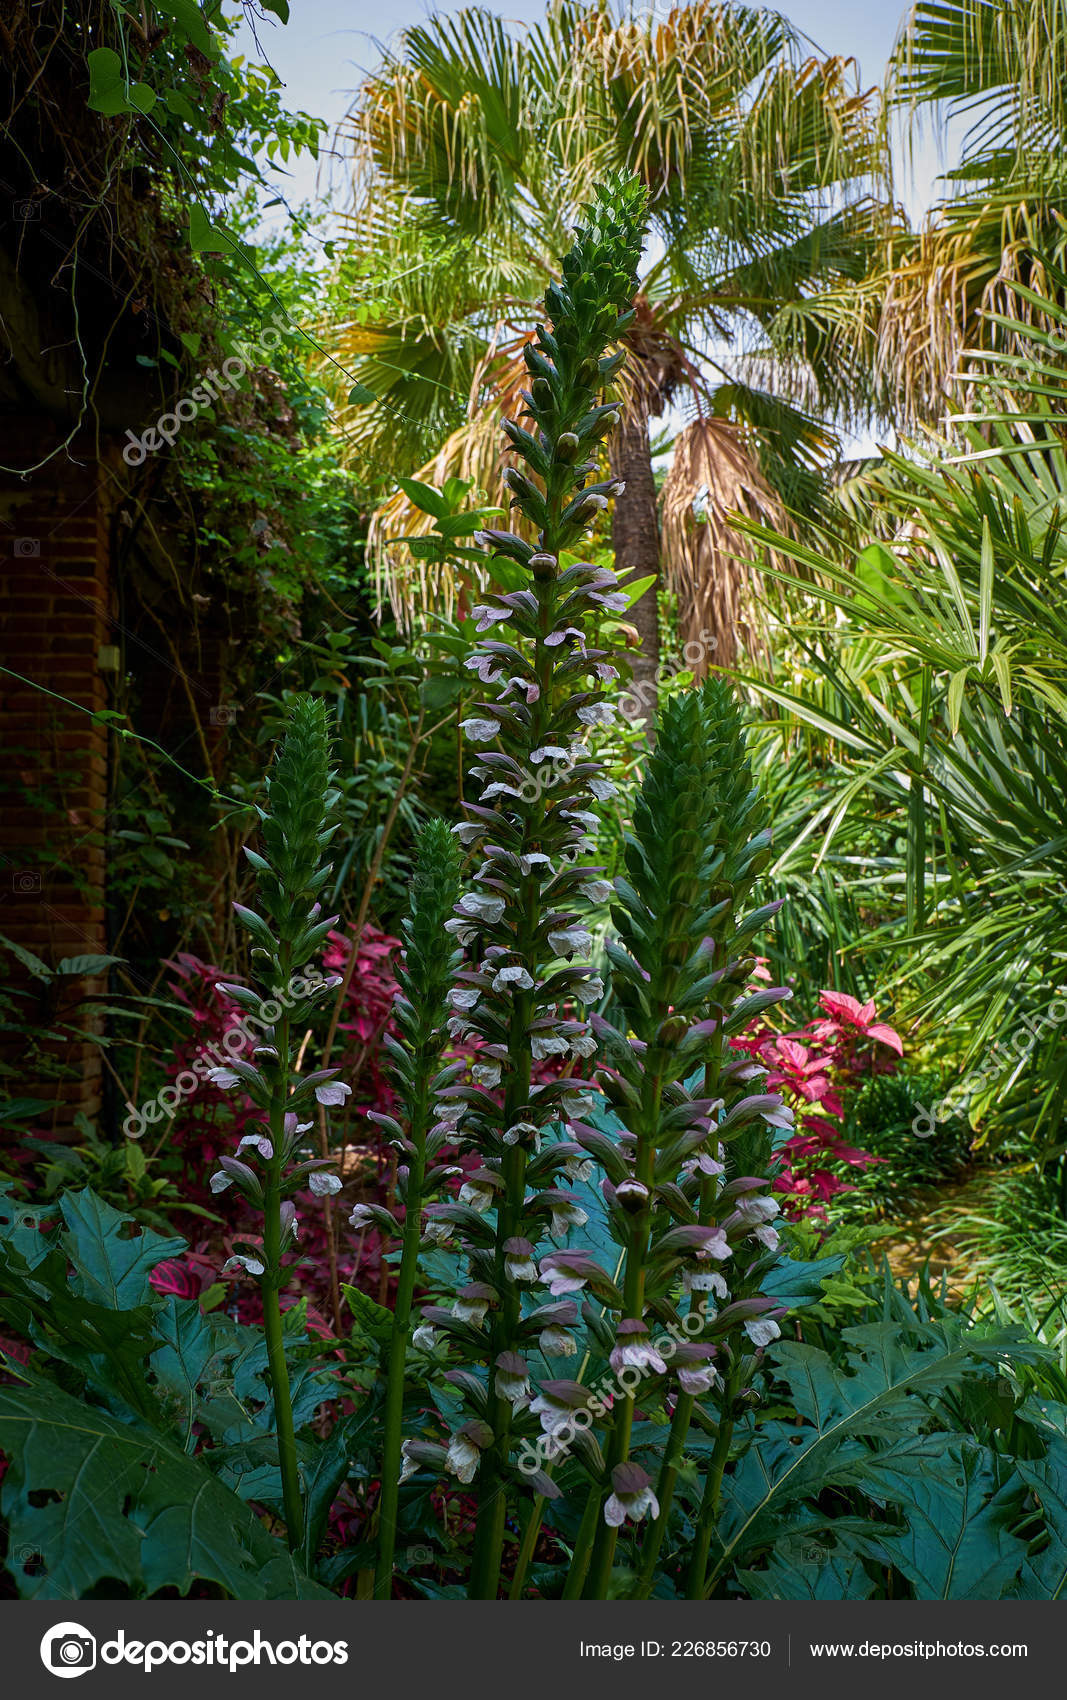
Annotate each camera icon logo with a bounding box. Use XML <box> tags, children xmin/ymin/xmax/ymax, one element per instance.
<box><xmin>40</xmin><ymin>1622</ymin><xmax>97</xmax><ymax>1679</ymax></box>
<box><xmin>13</xmin><ymin>537</ymin><xmax>40</xmax><ymax>557</ymax></box>
<box><xmin>14</xmin><ymin>199</ymin><xmax>41</xmax><ymax>221</ymax></box>
<box><xmin>12</xmin><ymin>870</ymin><xmax>42</xmax><ymax>894</ymax></box>
<box><xmin>209</xmin><ymin>704</ymin><xmax>238</xmax><ymax>727</ymax></box>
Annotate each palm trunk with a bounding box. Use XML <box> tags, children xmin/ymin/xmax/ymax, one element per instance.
<box><xmin>609</xmin><ymin>398</ymin><xmax>660</xmax><ymax>725</ymax></box>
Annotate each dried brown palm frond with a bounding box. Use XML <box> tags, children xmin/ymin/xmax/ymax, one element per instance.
<box><xmin>659</xmin><ymin>417</ymin><xmax>792</xmax><ymax>671</ymax></box>
<box><xmin>876</xmin><ymin>197</ymin><xmax>1067</xmax><ymax>428</ymax></box>
<box><xmin>366</xmin><ymin>328</ymin><xmax>635</xmax><ymax>627</ymax></box>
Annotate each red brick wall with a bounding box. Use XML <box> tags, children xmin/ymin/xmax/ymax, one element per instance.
<box><xmin>0</xmin><ymin>428</ymin><xmax>113</xmax><ymax>1129</ymax></box>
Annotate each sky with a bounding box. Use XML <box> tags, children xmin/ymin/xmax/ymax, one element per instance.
<box><xmin>234</xmin><ymin>0</ymin><xmax>968</xmax><ymax>226</ymax></box>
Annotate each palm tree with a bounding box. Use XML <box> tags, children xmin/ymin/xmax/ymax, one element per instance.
<box><xmin>869</xmin><ymin>0</ymin><xmax>1067</xmax><ymax>426</ymax></box>
<box><xmin>331</xmin><ymin>0</ymin><xmax>892</xmax><ymax>697</ymax></box>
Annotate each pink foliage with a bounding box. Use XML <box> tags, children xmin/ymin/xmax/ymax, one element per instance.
<box><xmin>732</xmin><ymin>982</ymin><xmax>902</xmax><ymax>1217</ymax></box>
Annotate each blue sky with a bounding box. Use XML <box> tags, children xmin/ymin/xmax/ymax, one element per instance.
<box><xmin>236</xmin><ymin>0</ymin><xmax>966</xmax><ymax>223</ymax></box>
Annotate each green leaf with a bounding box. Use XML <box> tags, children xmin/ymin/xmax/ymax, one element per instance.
<box><xmin>0</xmin><ymin>1371</ymin><xmax>332</xmax><ymax>1599</ymax></box>
<box><xmin>707</xmin><ymin>1318</ymin><xmax>1039</xmax><ymax>1592</ymax></box>
<box><xmin>260</xmin><ymin>0</ymin><xmax>290</xmax><ymax>18</ymax></box>
<box><xmin>152</xmin><ymin>0</ymin><xmax>217</xmax><ymax>57</ymax></box>
<box><xmin>862</xmin><ymin>1441</ymin><xmax>1027</xmax><ymax>1599</ymax></box>
<box><xmin>0</xmin><ymin>932</ymin><xmax>51</xmax><ymax>980</ymax></box>
<box><xmin>396</xmin><ymin>476</ymin><xmax>448</xmax><ymax>519</ymax></box>
<box><xmin>347</xmin><ymin>381</ymin><xmax>377</xmax><ymax>405</ymax></box>
<box><xmin>189</xmin><ymin>202</ymin><xmax>228</xmax><ymax>255</ymax></box>
<box><xmin>86</xmin><ymin>47</ymin><xmax>133</xmax><ymax>115</ymax></box>
<box><xmin>55</xmin><ymin>953</ymin><xmax>125</xmax><ymax>977</ymax></box>
<box><xmin>1015</xmin><ymin>1440</ymin><xmax>1067</xmax><ymax>1598</ymax></box>
<box><xmin>341</xmin><ymin>1283</ymin><xmax>394</xmax><ymax>1341</ymax></box>
<box><xmin>60</xmin><ymin>1188</ymin><xmax>185</xmax><ymax>1310</ymax></box>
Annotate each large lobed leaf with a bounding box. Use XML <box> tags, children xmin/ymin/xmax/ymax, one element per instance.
<box><xmin>0</xmin><ymin>1372</ymin><xmax>332</xmax><ymax>1600</ymax></box>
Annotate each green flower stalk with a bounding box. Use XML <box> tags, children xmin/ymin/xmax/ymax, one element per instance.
<box><xmin>206</xmin><ymin>695</ymin><xmax>346</xmax><ymax>1552</ymax></box>
<box><xmin>572</xmin><ymin>683</ymin><xmax>749</xmax><ymax>1596</ymax></box>
<box><xmin>626</xmin><ymin>678</ymin><xmax>792</xmax><ymax>1598</ymax></box>
<box><xmin>351</xmin><ymin>819</ymin><xmax>462</xmax><ymax>1600</ymax></box>
<box><xmin>392</xmin><ymin>172</ymin><xmax>649</xmax><ymax>1601</ymax></box>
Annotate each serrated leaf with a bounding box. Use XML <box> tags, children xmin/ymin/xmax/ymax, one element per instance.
<box><xmin>0</xmin><ymin>1371</ymin><xmax>331</xmax><ymax>1599</ymax></box>
<box><xmin>60</xmin><ymin>1188</ymin><xmax>185</xmax><ymax>1309</ymax></box>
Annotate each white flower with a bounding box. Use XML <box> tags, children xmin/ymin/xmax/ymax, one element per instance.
<box><xmin>547</xmin><ymin>926</ymin><xmax>593</xmax><ymax>959</ymax></box>
<box><xmin>453</xmin><ymin>1291</ymin><xmax>490</xmax><ymax>1327</ymax></box>
<box><xmin>737</xmin><ymin>1194</ymin><xmax>780</xmax><ymax>1224</ymax></box>
<box><xmin>459</xmin><ymin>1174</ymin><xmax>500</xmax><ymax>1212</ymax></box>
<box><xmin>539</xmin><ymin>1325</ymin><xmax>577</xmax><ymax>1357</ymax></box>
<box><xmin>445</xmin><ymin>1432</ymin><xmax>482</xmax><ymax>1483</ymax></box>
<box><xmin>348</xmin><ymin>1203</ymin><xmax>374</xmax><ymax>1229</ymax></box>
<box><xmin>529</xmin><ymin>1389</ymin><xmax>585</xmax><ymax>1435</ymax></box>
<box><xmin>207</xmin><ymin>1067</ymin><xmax>242</xmax><ymax>1089</ymax></box>
<box><xmin>745</xmin><ymin>1318</ymin><xmax>781</xmax><ymax>1348</ymax></box>
<box><xmin>472</xmin><ymin>604</ymin><xmax>512</xmax><ymax>632</ymax></box>
<box><xmin>578</xmin><ymin>879</ymin><xmax>613</xmax><ymax>903</ymax></box>
<box><xmin>223</xmin><ymin>1252</ymin><xmax>265</xmax><ymax>1277</ymax></box>
<box><xmin>587</xmin><ymin>777</ymin><xmax>617</xmax><ymax>800</ymax></box>
<box><xmin>681</xmin><ymin>1364</ymin><xmax>719</xmax><ymax>1394</ymax></box>
<box><xmin>503</xmin><ymin>1119</ymin><xmax>541</xmax><ymax>1150</ymax></box>
<box><xmin>577</xmin><ymin>702</ymin><xmax>615</xmax><ymax>726</ymax></box>
<box><xmin>694</xmin><ymin>1229</ymin><xmax>731</xmax><ymax>1261</ymax></box>
<box><xmin>209</xmin><ymin>1171</ymin><xmax>233</xmax><ymax>1194</ymax></box>
<box><xmin>575</xmin><ymin>975</ymin><xmax>604</xmax><ymax>1005</ymax></box>
<box><xmin>495</xmin><ymin>1352</ymin><xmax>531</xmax><ymax>1412</ymax></box>
<box><xmin>604</xmin><ymin>1468</ymin><xmax>659</xmax><ymax>1528</ymax></box>
<box><xmin>399</xmin><ymin>1439</ymin><xmax>420</xmax><ymax>1484</ymax></box>
<box><xmin>531</xmin><ymin>1033</ymin><xmax>569</xmax><ymax>1060</ymax></box>
<box><xmin>480</xmin><ymin>780</ymin><xmax>524</xmax><ymax>802</ymax></box>
<box><xmin>544</xmin><ymin>626</ymin><xmax>584</xmax><ymax>647</ymax></box>
<box><xmin>562</xmin><ymin>1153</ymin><xmax>594</xmax><ymax>1184</ymax></box>
<box><xmin>412</xmin><ymin>1324</ymin><xmax>437</xmax><ymax>1351</ymax></box>
<box><xmin>568</xmin><ymin>1031</ymin><xmax>598</xmax><ymax>1059</ymax></box>
<box><xmin>472</xmin><ymin>1060</ymin><xmax>502</xmax><ymax>1089</ymax></box>
<box><xmin>315</xmin><ymin>1080</ymin><xmax>351</xmax><ymax>1108</ymax></box>
<box><xmin>518</xmin><ymin>852</ymin><xmax>554</xmax><ymax>876</ymax></box>
<box><xmin>460</xmin><ymin>717</ymin><xmax>500</xmax><ymax>742</ymax></box>
<box><xmin>449</xmin><ymin>986</ymin><xmax>481</xmax><ymax>1011</ymax></box>
<box><xmin>594</xmin><ymin>662</ymin><xmax>619</xmax><ymax>682</ymax></box>
<box><xmin>588</xmin><ymin>590</ymin><xmax>628</xmax><ymax>611</ymax></box>
<box><xmin>549</xmin><ymin>1198</ymin><xmax>588</xmax><ymax>1243</ymax></box>
<box><xmin>492</xmin><ymin>964</ymin><xmax>535</xmax><ymax>993</ymax></box>
<box><xmin>236</xmin><ymin>1133</ymin><xmax>274</xmax><ymax>1160</ymax></box>
<box><xmin>457</xmin><ymin>892</ymin><xmax>506</xmax><ymax>924</ymax></box>
<box><xmin>452</xmin><ymin>821</ymin><xmax>485</xmax><ymax>845</ymax></box>
<box><xmin>309</xmin><ymin>1171</ymin><xmax>342</xmax><ymax>1197</ymax></box>
<box><xmin>683</xmin><ymin>1153</ymin><xmax>725</xmax><ymax>1178</ymax></box>
<box><xmin>444</xmin><ymin>918</ymin><xmax>479</xmax><ymax>945</ymax></box>
<box><xmin>754</xmin><ymin>1224</ymin><xmax>780</xmax><ymax>1251</ymax></box>
<box><xmin>610</xmin><ymin>1323</ymin><xmax>667</xmax><ymax>1376</ymax></box>
<box><xmin>504</xmin><ymin>1238</ymin><xmax>539</xmax><ymax>1281</ymax></box>
<box><xmin>530</xmin><ymin>743</ymin><xmax>571</xmax><ymax>764</ymax></box>
<box><xmin>683</xmin><ymin>1268</ymin><xmax>730</xmax><ymax>1298</ymax></box>
<box><xmin>465</xmin><ymin>652</ymin><xmax>503</xmax><ymax>682</ymax></box>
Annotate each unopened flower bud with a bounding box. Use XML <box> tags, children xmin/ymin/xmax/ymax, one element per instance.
<box><xmin>614</xmin><ymin>1178</ymin><xmax>650</xmax><ymax>1214</ymax></box>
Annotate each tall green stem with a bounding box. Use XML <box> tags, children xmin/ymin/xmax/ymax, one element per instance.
<box><xmin>375</xmin><ymin>1130</ymin><xmax>426</xmax><ymax>1598</ymax></box>
<box><xmin>263</xmin><ymin>984</ymin><xmax>304</xmax><ymax>1551</ymax></box>
<box><xmin>685</xmin><ymin>1357</ymin><xmax>742</xmax><ymax>1598</ymax></box>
